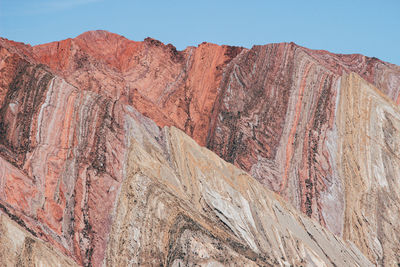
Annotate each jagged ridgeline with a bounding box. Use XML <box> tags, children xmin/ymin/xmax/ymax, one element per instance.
<box><xmin>0</xmin><ymin>31</ymin><xmax>400</xmax><ymax>266</ymax></box>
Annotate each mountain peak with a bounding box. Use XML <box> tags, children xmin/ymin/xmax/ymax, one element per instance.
<box><xmin>1</xmin><ymin>31</ymin><xmax>400</xmax><ymax>266</ymax></box>
<box><xmin>75</xmin><ymin>29</ymin><xmax>126</xmax><ymax>41</ymax></box>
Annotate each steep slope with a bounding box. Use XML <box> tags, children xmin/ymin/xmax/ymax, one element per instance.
<box><xmin>32</xmin><ymin>31</ymin><xmax>400</xmax><ymax>146</ymax></box>
<box><xmin>0</xmin><ymin>38</ymin><xmax>377</xmax><ymax>266</ymax></box>
<box><xmin>1</xmin><ymin>32</ymin><xmax>400</xmax><ymax>266</ymax></box>
<box><xmin>33</xmin><ymin>30</ymin><xmax>243</xmax><ymax>145</ymax></box>
<box><xmin>207</xmin><ymin>43</ymin><xmax>400</xmax><ymax>229</ymax></box>
<box><xmin>207</xmin><ymin>45</ymin><xmax>400</xmax><ymax>265</ymax></box>
<box><xmin>0</xmin><ymin>38</ymin><xmax>37</xmax><ymax>107</ymax></box>
<box><xmin>337</xmin><ymin>73</ymin><xmax>400</xmax><ymax>265</ymax></box>
<box><xmin>105</xmin><ymin>122</ymin><xmax>372</xmax><ymax>266</ymax></box>
<box><xmin>31</xmin><ymin>35</ymin><xmax>400</xmax><ymax>229</ymax></box>
<box><xmin>0</xmin><ymin>213</ymin><xmax>77</xmax><ymax>266</ymax></box>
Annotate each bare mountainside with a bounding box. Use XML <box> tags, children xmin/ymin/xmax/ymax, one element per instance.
<box><xmin>0</xmin><ymin>30</ymin><xmax>400</xmax><ymax>266</ymax></box>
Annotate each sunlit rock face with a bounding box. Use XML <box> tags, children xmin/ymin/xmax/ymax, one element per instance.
<box><xmin>0</xmin><ymin>56</ymin><xmax>371</xmax><ymax>266</ymax></box>
<box><xmin>0</xmin><ymin>32</ymin><xmax>400</xmax><ymax>266</ymax></box>
<box><xmin>32</xmin><ymin>30</ymin><xmax>243</xmax><ymax>146</ymax></box>
<box><xmin>205</xmin><ymin>45</ymin><xmax>400</xmax><ymax>265</ymax></box>
<box><xmin>105</xmin><ymin>124</ymin><xmax>372</xmax><ymax>267</ymax></box>
<box><xmin>336</xmin><ymin>73</ymin><xmax>400</xmax><ymax>265</ymax></box>
<box><xmin>0</xmin><ymin>213</ymin><xmax>78</xmax><ymax>266</ymax></box>
<box><xmin>207</xmin><ymin>43</ymin><xmax>400</xmax><ymax>226</ymax></box>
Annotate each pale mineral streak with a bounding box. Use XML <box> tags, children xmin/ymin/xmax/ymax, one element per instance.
<box><xmin>337</xmin><ymin>73</ymin><xmax>400</xmax><ymax>265</ymax></box>
<box><xmin>105</xmin><ymin>123</ymin><xmax>373</xmax><ymax>266</ymax></box>
<box><xmin>0</xmin><ymin>57</ymin><xmax>372</xmax><ymax>266</ymax></box>
<box><xmin>0</xmin><ymin>31</ymin><xmax>400</xmax><ymax>266</ymax></box>
<box><xmin>0</xmin><ymin>212</ymin><xmax>78</xmax><ymax>266</ymax></box>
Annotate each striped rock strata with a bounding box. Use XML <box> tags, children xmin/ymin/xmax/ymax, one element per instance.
<box><xmin>207</xmin><ymin>44</ymin><xmax>400</xmax><ymax>229</ymax></box>
<box><xmin>0</xmin><ymin>49</ymin><xmax>374</xmax><ymax>266</ymax></box>
<box><xmin>30</xmin><ymin>33</ymin><xmax>400</xmax><ymax>232</ymax></box>
<box><xmin>0</xmin><ymin>212</ymin><xmax>77</xmax><ymax>266</ymax></box>
<box><xmin>32</xmin><ymin>30</ymin><xmax>243</xmax><ymax>146</ymax></box>
<box><xmin>337</xmin><ymin>73</ymin><xmax>400</xmax><ymax>265</ymax></box>
<box><xmin>1</xmin><ymin>32</ymin><xmax>400</xmax><ymax>265</ymax></box>
<box><xmin>31</xmin><ymin>31</ymin><xmax>400</xmax><ymax>147</ymax></box>
<box><xmin>208</xmin><ymin>46</ymin><xmax>400</xmax><ymax>265</ymax></box>
<box><xmin>29</xmin><ymin>34</ymin><xmax>400</xmax><ymax>237</ymax></box>
<box><xmin>105</xmin><ymin>121</ymin><xmax>372</xmax><ymax>266</ymax></box>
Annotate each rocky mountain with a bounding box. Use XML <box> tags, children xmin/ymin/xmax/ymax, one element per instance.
<box><xmin>0</xmin><ymin>30</ymin><xmax>399</xmax><ymax>266</ymax></box>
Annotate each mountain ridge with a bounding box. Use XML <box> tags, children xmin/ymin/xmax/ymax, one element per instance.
<box><xmin>1</xmin><ymin>30</ymin><xmax>400</xmax><ymax>265</ymax></box>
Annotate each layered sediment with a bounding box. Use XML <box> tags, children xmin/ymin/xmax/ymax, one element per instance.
<box><xmin>0</xmin><ymin>31</ymin><xmax>400</xmax><ymax>266</ymax></box>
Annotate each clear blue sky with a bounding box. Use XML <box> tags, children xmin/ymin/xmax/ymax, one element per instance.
<box><xmin>1</xmin><ymin>0</ymin><xmax>399</xmax><ymax>65</ymax></box>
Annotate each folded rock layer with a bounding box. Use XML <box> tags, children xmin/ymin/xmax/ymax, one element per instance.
<box><xmin>106</xmin><ymin>122</ymin><xmax>372</xmax><ymax>266</ymax></box>
<box><xmin>30</xmin><ymin>33</ymin><xmax>400</xmax><ymax>234</ymax></box>
<box><xmin>337</xmin><ymin>73</ymin><xmax>400</xmax><ymax>265</ymax></box>
<box><xmin>32</xmin><ymin>30</ymin><xmax>243</xmax><ymax>146</ymax></box>
<box><xmin>0</xmin><ymin>31</ymin><xmax>400</xmax><ymax>266</ymax></box>
<box><xmin>0</xmin><ymin>213</ymin><xmax>78</xmax><ymax>266</ymax></box>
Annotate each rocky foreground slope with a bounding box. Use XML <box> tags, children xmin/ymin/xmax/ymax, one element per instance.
<box><xmin>0</xmin><ymin>31</ymin><xmax>400</xmax><ymax>266</ymax></box>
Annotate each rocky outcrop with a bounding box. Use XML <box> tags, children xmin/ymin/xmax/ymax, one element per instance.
<box><xmin>207</xmin><ymin>44</ymin><xmax>400</xmax><ymax>265</ymax></box>
<box><xmin>105</xmin><ymin>122</ymin><xmax>372</xmax><ymax>266</ymax></box>
<box><xmin>0</xmin><ymin>212</ymin><xmax>77</xmax><ymax>266</ymax></box>
<box><xmin>31</xmin><ymin>32</ymin><xmax>400</xmax><ymax>147</ymax></box>
<box><xmin>30</xmin><ymin>35</ymin><xmax>400</xmax><ymax>227</ymax></box>
<box><xmin>32</xmin><ymin>30</ymin><xmax>243</xmax><ymax>146</ymax></box>
<box><xmin>0</xmin><ymin>52</ymin><xmax>373</xmax><ymax>265</ymax></box>
<box><xmin>207</xmin><ymin>43</ymin><xmax>400</xmax><ymax>229</ymax></box>
<box><xmin>1</xmin><ymin>31</ymin><xmax>400</xmax><ymax>266</ymax></box>
<box><xmin>337</xmin><ymin>73</ymin><xmax>400</xmax><ymax>265</ymax></box>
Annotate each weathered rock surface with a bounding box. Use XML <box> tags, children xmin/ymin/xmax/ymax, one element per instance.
<box><xmin>1</xmin><ymin>31</ymin><xmax>400</xmax><ymax>266</ymax></box>
<box><xmin>0</xmin><ymin>52</ymin><xmax>373</xmax><ymax>265</ymax></box>
<box><xmin>0</xmin><ymin>212</ymin><xmax>78</xmax><ymax>266</ymax></box>
<box><xmin>207</xmin><ymin>45</ymin><xmax>400</xmax><ymax>265</ymax></box>
<box><xmin>106</xmin><ymin>122</ymin><xmax>372</xmax><ymax>266</ymax></box>
<box><xmin>30</xmin><ymin>34</ymin><xmax>400</xmax><ymax>232</ymax></box>
<box><xmin>207</xmin><ymin>43</ymin><xmax>400</xmax><ymax>229</ymax></box>
<box><xmin>31</xmin><ymin>31</ymin><xmax>400</xmax><ymax>146</ymax></box>
<box><xmin>337</xmin><ymin>73</ymin><xmax>400</xmax><ymax>265</ymax></box>
<box><xmin>32</xmin><ymin>30</ymin><xmax>243</xmax><ymax>146</ymax></box>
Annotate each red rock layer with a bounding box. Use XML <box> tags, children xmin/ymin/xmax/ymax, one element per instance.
<box><xmin>32</xmin><ymin>30</ymin><xmax>243</xmax><ymax>146</ymax></box>
<box><xmin>26</xmin><ymin>31</ymin><xmax>400</xmax><ymax>231</ymax></box>
<box><xmin>0</xmin><ymin>61</ymin><xmax>117</xmax><ymax>266</ymax></box>
<box><xmin>206</xmin><ymin>42</ymin><xmax>400</xmax><ymax>231</ymax></box>
<box><xmin>302</xmin><ymin>47</ymin><xmax>400</xmax><ymax>103</ymax></box>
<box><xmin>31</xmin><ymin>31</ymin><xmax>400</xmax><ymax>147</ymax></box>
<box><xmin>1</xmin><ymin>31</ymin><xmax>400</xmax><ymax>265</ymax></box>
<box><xmin>0</xmin><ymin>38</ymin><xmax>37</xmax><ymax>107</ymax></box>
<box><xmin>207</xmin><ymin>43</ymin><xmax>336</xmax><ymax>226</ymax></box>
<box><xmin>0</xmin><ymin>35</ymin><xmax>244</xmax><ymax>265</ymax></box>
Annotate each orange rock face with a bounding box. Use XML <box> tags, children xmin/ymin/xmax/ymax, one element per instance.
<box><xmin>1</xmin><ymin>31</ymin><xmax>400</xmax><ymax>266</ymax></box>
<box><xmin>32</xmin><ymin>30</ymin><xmax>243</xmax><ymax>146</ymax></box>
<box><xmin>32</xmin><ymin>31</ymin><xmax>400</xmax><ymax>148</ymax></box>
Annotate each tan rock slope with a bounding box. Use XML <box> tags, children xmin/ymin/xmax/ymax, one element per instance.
<box><xmin>0</xmin><ymin>213</ymin><xmax>78</xmax><ymax>266</ymax></box>
<box><xmin>0</xmin><ymin>31</ymin><xmax>400</xmax><ymax>266</ymax></box>
<box><xmin>337</xmin><ymin>73</ymin><xmax>400</xmax><ymax>265</ymax></box>
<box><xmin>106</xmin><ymin>121</ymin><xmax>372</xmax><ymax>266</ymax></box>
